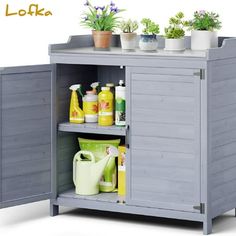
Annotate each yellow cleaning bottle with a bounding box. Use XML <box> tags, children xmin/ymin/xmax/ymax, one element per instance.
<box><xmin>98</xmin><ymin>87</ymin><xmax>113</xmax><ymax>126</ymax></box>
<box><xmin>69</xmin><ymin>84</ymin><xmax>85</xmax><ymax>124</ymax></box>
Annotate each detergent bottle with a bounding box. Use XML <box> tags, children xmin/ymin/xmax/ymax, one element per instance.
<box><xmin>98</xmin><ymin>87</ymin><xmax>114</xmax><ymax>126</ymax></box>
<box><xmin>69</xmin><ymin>84</ymin><xmax>84</xmax><ymax>124</ymax></box>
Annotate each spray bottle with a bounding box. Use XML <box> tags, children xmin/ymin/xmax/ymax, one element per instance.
<box><xmin>69</xmin><ymin>84</ymin><xmax>85</xmax><ymax>124</ymax></box>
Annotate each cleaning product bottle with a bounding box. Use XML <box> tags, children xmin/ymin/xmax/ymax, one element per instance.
<box><xmin>115</xmin><ymin>80</ymin><xmax>126</xmax><ymax>126</ymax></box>
<box><xmin>91</xmin><ymin>82</ymin><xmax>100</xmax><ymax>94</ymax></box>
<box><xmin>98</xmin><ymin>87</ymin><xmax>114</xmax><ymax>126</ymax></box>
<box><xmin>106</xmin><ymin>83</ymin><xmax>115</xmax><ymax>121</ymax></box>
<box><xmin>83</xmin><ymin>90</ymin><xmax>98</xmax><ymax>123</ymax></box>
<box><xmin>69</xmin><ymin>84</ymin><xmax>85</xmax><ymax>124</ymax></box>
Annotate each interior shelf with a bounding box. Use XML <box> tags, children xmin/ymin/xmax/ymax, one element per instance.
<box><xmin>58</xmin><ymin>122</ymin><xmax>126</xmax><ymax>136</ymax></box>
<box><xmin>59</xmin><ymin>189</ymin><xmax>119</xmax><ymax>204</ymax></box>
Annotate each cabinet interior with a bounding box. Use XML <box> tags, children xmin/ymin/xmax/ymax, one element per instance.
<box><xmin>56</xmin><ymin>64</ymin><xmax>126</xmax><ymax>202</ymax></box>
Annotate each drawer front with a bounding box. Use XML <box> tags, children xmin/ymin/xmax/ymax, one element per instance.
<box><xmin>126</xmin><ymin>67</ymin><xmax>201</xmax><ymax>213</ymax></box>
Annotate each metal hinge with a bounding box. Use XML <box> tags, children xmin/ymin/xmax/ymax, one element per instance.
<box><xmin>194</xmin><ymin>70</ymin><xmax>205</xmax><ymax>80</ymax></box>
<box><xmin>193</xmin><ymin>203</ymin><xmax>205</xmax><ymax>214</ymax></box>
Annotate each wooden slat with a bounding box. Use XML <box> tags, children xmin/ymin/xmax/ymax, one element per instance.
<box><xmin>132</xmin><ymin>80</ymin><xmax>194</xmax><ymax>97</ymax></box>
<box><xmin>132</xmin><ymin>149</ymin><xmax>194</xmax><ymax>169</ymax></box>
<box><xmin>132</xmin><ymin>94</ymin><xmax>194</xmax><ymax>112</ymax></box>
<box><xmin>212</xmin><ymin>116</ymin><xmax>236</xmax><ymax>135</ymax></box>
<box><xmin>132</xmin><ymin>136</ymin><xmax>194</xmax><ymax>154</ymax></box>
<box><xmin>211</xmin><ymin>103</ymin><xmax>236</xmax><ymax>122</ymax></box>
<box><xmin>2</xmin><ymin>117</ymin><xmax>50</xmax><ymax>136</ymax></box>
<box><xmin>211</xmin><ymin>63</ymin><xmax>236</xmax><ymax>82</ymax></box>
<box><xmin>2</xmin><ymin>104</ymin><xmax>51</xmax><ymax>122</ymax></box>
<box><xmin>132</xmin><ymin>121</ymin><xmax>194</xmax><ymax>140</ymax></box>
<box><xmin>2</xmin><ymin>71</ymin><xmax>51</xmax><ymax>94</ymax></box>
<box><xmin>132</xmin><ymin>73</ymin><xmax>194</xmax><ymax>83</ymax></box>
<box><xmin>211</xmin><ymin>129</ymin><xmax>236</xmax><ymax>148</ymax></box>
<box><xmin>2</xmin><ymin>157</ymin><xmax>51</xmax><ymax>178</ymax></box>
<box><xmin>2</xmin><ymin>144</ymin><xmax>51</xmax><ymax>164</ymax></box>
<box><xmin>2</xmin><ymin>171</ymin><xmax>51</xmax><ymax>202</ymax></box>
<box><xmin>2</xmin><ymin>91</ymin><xmax>51</xmax><ymax>109</ymax></box>
<box><xmin>132</xmin><ymin>108</ymin><xmax>194</xmax><ymax>125</ymax></box>
<box><xmin>2</xmin><ymin>130</ymin><xmax>50</xmax><ymax>150</ymax></box>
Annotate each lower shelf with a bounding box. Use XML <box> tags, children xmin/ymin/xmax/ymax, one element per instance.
<box><xmin>55</xmin><ymin>189</ymin><xmax>203</xmax><ymax>223</ymax></box>
<box><xmin>59</xmin><ymin>189</ymin><xmax>121</xmax><ymax>204</ymax></box>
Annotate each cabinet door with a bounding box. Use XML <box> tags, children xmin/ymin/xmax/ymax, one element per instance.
<box><xmin>0</xmin><ymin>65</ymin><xmax>52</xmax><ymax>209</ymax></box>
<box><xmin>126</xmin><ymin>67</ymin><xmax>201</xmax><ymax>213</ymax></box>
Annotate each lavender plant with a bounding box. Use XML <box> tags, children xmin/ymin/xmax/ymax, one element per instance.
<box><xmin>188</xmin><ymin>10</ymin><xmax>222</xmax><ymax>31</ymax></box>
<box><xmin>81</xmin><ymin>1</ymin><xmax>124</xmax><ymax>31</ymax></box>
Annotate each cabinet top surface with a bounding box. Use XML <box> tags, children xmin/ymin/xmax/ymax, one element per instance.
<box><xmin>49</xmin><ymin>35</ymin><xmax>236</xmax><ymax>62</ymax></box>
<box><xmin>51</xmin><ymin>47</ymin><xmax>207</xmax><ymax>59</ymax></box>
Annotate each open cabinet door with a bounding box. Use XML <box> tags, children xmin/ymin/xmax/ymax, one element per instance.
<box><xmin>0</xmin><ymin>65</ymin><xmax>53</xmax><ymax>209</ymax></box>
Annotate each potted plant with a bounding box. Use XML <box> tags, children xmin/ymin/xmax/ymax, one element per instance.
<box><xmin>139</xmin><ymin>18</ymin><xmax>160</xmax><ymax>51</ymax></box>
<box><xmin>81</xmin><ymin>1</ymin><xmax>124</xmax><ymax>49</ymax></box>
<box><xmin>188</xmin><ymin>10</ymin><xmax>222</xmax><ymax>50</ymax></box>
<box><xmin>119</xmin><ymin>19</ymin><xmax>139</xmax><ymax>50</ymax></box>
<box><xmin>164</xmin><ymin>12</ymin><xmax>188</xmax><ymax>51</ymax></box>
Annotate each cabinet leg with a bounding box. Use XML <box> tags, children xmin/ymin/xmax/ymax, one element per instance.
<box><xmin>203</xmin><ymin>218</ymin><xmax>212</xmax><ymax>235</ymax></box>
<box><xmin>50</xmin><ymin>203</ymin><xmax>59</xmax><ymax>217</ymax></box>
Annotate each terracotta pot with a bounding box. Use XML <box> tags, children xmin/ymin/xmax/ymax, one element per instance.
<box><xmin>92</xmin><ymin>31</ymin><xmax>112</xmax><ymax>49</ymax></box>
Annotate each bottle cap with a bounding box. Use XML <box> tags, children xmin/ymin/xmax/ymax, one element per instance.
<box><xmin>86</xmin><ymin>91</ymin><xmax>95</xmax><ymax>95</ymax></box>
<box><xmin>101</xmin><ymin>87</ymin><xmax>110</xmax><ymax>91</ymax></box>
<box><xmin>119</xmin><ymin>80</ymin><xmax>125</xmax><ymax>86</ymax></box>
<box><xmin>106</xmin><ymin>83</ymin><xmax>115</xmax><ymax>88</ymax></box>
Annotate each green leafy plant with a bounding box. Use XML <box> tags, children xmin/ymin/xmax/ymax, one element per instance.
<box><xmin>188</xmin><ymin>10</ymin><xmax>222</xmax><ymax>31</ymax></box>
<box><xmin>80</xmin><ymin>1</ymin><xmax>125</xmax><ymax>31</ymax></box>
<box><xmin>141</xmin><ymin>18</ymin><xmax>160</xmax><ymax>35</ymax></box>
<box><xmin>164</xmin><ymin>12</ymin><xmax>189</xmax><ymax>39</ymax></box>
<box><xmin>120</xmin><ymin>19</ymin><xmax>138</xmax><ymax>33</ymax></box>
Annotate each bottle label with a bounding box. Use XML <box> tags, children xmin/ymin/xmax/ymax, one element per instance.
<box><xmin>83</xmin><ymin>101</ymin><xmax>98</xmax><ymax>115</ymax></box>
<box><xmin>115</xmin><ymin>98</ymin><xmax>125</xmax><ymax>111</ymax></box>
<box><xmin>115</xmin><ymin>97</ymin><xmax>125</xmax><ymax>125</ymax></box>
<box><xmin>99</xmin><ymin>99</ymin><xmax>113</xmax><ymax>116</ymax></box>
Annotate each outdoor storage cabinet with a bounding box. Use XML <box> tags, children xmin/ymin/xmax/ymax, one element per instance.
<box><xmin>1</xmin><ymin>35</ymin><xmax>236</xmax><ymax>235</ymax></box>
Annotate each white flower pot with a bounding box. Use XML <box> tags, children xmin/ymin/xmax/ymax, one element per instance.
<box><xmin>191</xmin><ymin>30</ymin><xmax>218</xmax><ymax>50</ymax></box>
<box><xmin>120</xmin><ymin>32</ymin><xmax>137</xmax><ymax>50</ymax></box>
<box><xmin>139</xmin><ymin>35</ymin><xmax>158</xmax><ymax>51</ymax></box>
<box><xmin>164</xmin><ymin>38</ymin><xmax>185</xmax><ymax>51</ymax></box>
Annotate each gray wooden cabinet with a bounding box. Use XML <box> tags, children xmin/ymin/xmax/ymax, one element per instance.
<box><xmin>1</xmin><ymin>35</ymin><xmax>236</xmax><ymax>235</ymax></box>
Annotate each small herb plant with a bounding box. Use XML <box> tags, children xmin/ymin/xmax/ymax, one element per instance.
<box><xmin>81</xmin><ymin>1</ymin><xmax>124</xmax><ymax>31</ymax></box>
<box><xmin>188</xmin><ymin>10</ymin><xmax>222</xmax><ymax>31</ymax></box>
<box><xmin>164</xmin><ymin>12</ymin><xmax>189</xmax><ymax>39</ymax></box>
<box><xmin>141</xmin><ymin>18</ymin><xmax>160</xmax><ymax>35</ymax></box>
<box><xmin>120</xmin><ymin>19</ymin><xmax>138</xmax><ymax>33</ymax></box>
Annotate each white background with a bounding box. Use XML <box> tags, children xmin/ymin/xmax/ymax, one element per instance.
<box><xmin>0</xmin><ymin>0</ymin><xmax>236</xmax><ymax>66</ymax></box>
<box><xmin>1</xmin><ymin>0</ymin><xmax>236</xmax><ymax>235</ymax></box>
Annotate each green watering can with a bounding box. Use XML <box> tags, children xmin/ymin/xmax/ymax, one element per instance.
<box><xmin>73</xmin><ymin>146</ymin><xmax>118</xmax><ymax>195</ymax></box>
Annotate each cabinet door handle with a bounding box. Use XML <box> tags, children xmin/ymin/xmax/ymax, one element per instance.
<box><xmin>125</xmin><ymin>125</ymin><xmax>130</xmax><ymax>149</ymax></box>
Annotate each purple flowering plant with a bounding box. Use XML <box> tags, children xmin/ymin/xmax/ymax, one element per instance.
<box><xmin>81</xmin><ymin>1</ymin><xmax>125</xmax><ymax>31</ymax></box>
<box><xmin>188</xmin><ymin>10</ymin><xmax>221</xmax><ymax>31</ymax></box>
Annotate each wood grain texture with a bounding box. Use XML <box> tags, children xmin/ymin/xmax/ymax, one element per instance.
<box><xmin>0</xmin><ymin>65</ymin><xmax>52</xmax><ymax>205</ymax></box>
<box><xmin>127</xmin><ymin>67</ymin><xmax>201</xmax><ymax>212</ymax></box>
<box><xmin>209</xmin><ymin>59</ymin><xmax>236</xmax><ymax>218</ymax></box>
